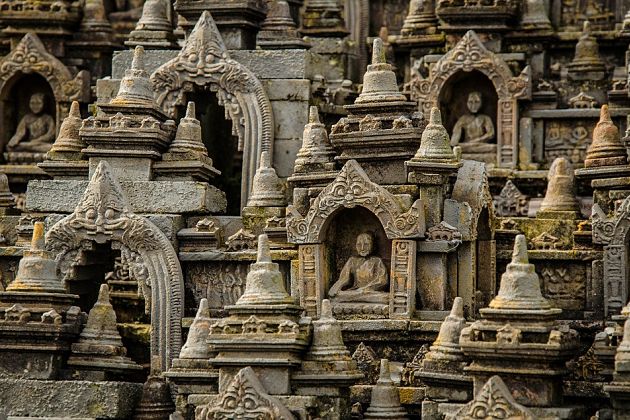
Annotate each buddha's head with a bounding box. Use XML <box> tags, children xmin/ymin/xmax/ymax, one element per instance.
<box><xmin>466</xmin><ymin>91</ymin><xmax>482</xmax><ymax>114</ymax></box>
<box><xmin>29</xmin><ymin>93</ymin><xmax>45</xmax><ymax>115</ymax></box>
<box><xmin>356</xmin><ymin>232</ymin><xmax>374</xmax><ymax>257</ymax></box>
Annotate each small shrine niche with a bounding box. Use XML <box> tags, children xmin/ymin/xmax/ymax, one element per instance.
<box><xmin>0</xmin><ymin>73</ymin><xmax>56</xmax><ymax>155</ymax></box>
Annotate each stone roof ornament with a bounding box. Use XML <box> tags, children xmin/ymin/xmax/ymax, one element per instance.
<box><xmin>48</xmin><ymin>101</ymin><xmax>85</xmax><ymax>157</ymax></box>
<box><xmin>568</xmin><ymin>21</ymin><xmax>605</xmax><ymax>78</ymax></box>
<box><xmin>247</xmin><ymin>151</ymin><xmax>285</xmax><ymax>207</ymax></box>
<box><xmin>401</xmin><ymin>0</ymin><xmax>438</xmax><ymax>36</ymax></box>
<box><xmin>521</xmin><ymin>0</ymin><xmax>552</xmax><ymax>30</ymax></box>
<box><xmin>584</xmin><ymin>105</ymin><xmax>628</xmax><ymax>168</ymax></box>
<box><xmin>356</xmin><ymin>38</ymin><xmax>407</xmax><ymax>105</ymax></box>
<box><xmin>68</xmin><ymin>284</ymin><xmax>141</xmax><ymax>372</ymax></box>
<box><xmin>487</xmin><ymin>234</ymin><xmax>552</xmax><ymax>311</ymax></box>
<box><xmin>258</xmin><ymin>0</ymin><xmax>310</xmax><ymax>49</ymax></box>
<box><xmin>133</xmin><ymin>375</ymin><xmax>176</xmax><ymax>418</ymax></box>
<box><xmin>411</xmin><ymin>107</ymin><xmax>457</xmax><ymax>163</ymax></box>
<box><xmin>6</xmin><ymin>222</ymin><xmax>66</xmax><ymax>294</ymax></box>
<box><xmin>364</xmin><ymin>359</ymin><xmax>408</xmax><ymax>419</ymax></box>
<box><xmin>79</xmin><ymin>0</ymin><xmax>113</xmax><ymax>38</ymax></box>
<box><xmin>111</xmin><ymin>46</ymin><xmax>155</xmax><ymax>106</ymax></box>
<box><xmin>179</xmin><ymin>298</ymin><xmax>211</xmax><ymax>359</ymax></box>
<box><xmin>236</xmin><ymin>234</ymin><xmax>296</xmax><ymax>306</ymax></box>
<box><xmin>168</xmin><ymin>102</ymin><xmax>208</xmax><ymax>156</ymax></box>
<box><xmin>126</xmin><ymin>0</ymin><xmax>176</xmax><ymax>49</ymax></box>
<box><xmin>292</xmin><ymin>106</ymin><xmax>335</xmax><ymax>174</ymax></box>
<box><xmin>539</xmin><ymin>157</ymin><xmax>580</xmax><ymax>215</ymax></box>
<box><xmin>423</xmin><ymin>297</ymin><xmax>466</xmax><ymax>364</ymax></box>
<box><xmin>0</xmin><ymin>172</ymin><xmax>16</xmax><ymax>210</ymax></box>
<box><xmin>307</xmin><ymin>299</ymin><xmax>351</xmax><ymax>359</ymax></box>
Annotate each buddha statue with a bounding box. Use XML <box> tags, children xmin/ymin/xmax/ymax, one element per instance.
<box><xmin>6</xmin><ymin>93</ymin><xmax>55</xmax><ymax>153</ymax></box>
<box><xmin>450</xmin><ymin>91</ymin><xmax>496</xmax><ymax>154</ymax></box>
<box><xmin>328</xmin><ymin>233</ymin><xmax>389</xmax><ymax>304</ymax></box>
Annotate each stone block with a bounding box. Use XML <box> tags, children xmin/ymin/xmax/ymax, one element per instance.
<box><xmin>230</xmin><ymin>49</ymin><xmax>317</xmax><ymax>79</ymax></box>
<box><xmin>144</xmin><ymin>214</ymin><xmax>185</xmax><ymax>245</ymax></box>
<box><xmin>112</xmin><ymin>49</ymin><xmax>179</xmax><ymax>79</ymax></box>
<box><xmin>0</xmin><ymin>378</ymin><xmax>142</xmax><ymax>419</ymax></box>
<box><xmin>271</xmin><ymin>100</ymin><xmax>310</xmax><ymax>141</ymax></box>
<box><xmin>95</xmin><ymin>79</ymin><xmax>121</xmax><ymax>105</ymax></box>
<box><xmin>273</xmin><ymin>138</ymin><xmax>302</xmax><ymax>178</ymax></box>
<box><xmin>262</xmin><ymin>80</ymin><xmax>311</xmax><ymax>102</ymax></box>
<box><xmin>26</xmin><ymin>180</ymin><xmax>226</xmax><ymax>214</ymax></box>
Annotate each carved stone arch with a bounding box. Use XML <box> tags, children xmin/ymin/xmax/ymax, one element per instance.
<box><xmin>412</xmin><ymin>30</ymin><xmax>531</xmax><ymax>168</ymax></box>
<box><xmin>150</xmin><ymin>11</ymin><xmax>274</xmax><ymax>210</ymax></box>
<box><xmin>286</xmin><ymin>160</ymin><xmax>425</xmax><ymax>244</ymax></box>
<box><xmin>46</xmin><ymin>161</ymin><xmax>184</xmax><ymax>372</ymax></box>
<box><xmin>0</xmin><ymin>33</ymin><xmax>90</xmax><ymax>139</ymax></box>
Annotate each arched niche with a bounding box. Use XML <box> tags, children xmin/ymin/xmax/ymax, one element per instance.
<box><xmin>151</xmin><ymin>11</ymin><xmax>274</xmax><ymax>211</ymax></box>
<box><xmin>0</xmin><ymin>33</ymin><xmax>89</xmax><ymax>148</ymax></box>
<box><xmin>410</xmin><ymin>30</ymin><xmax>531</xmax><ymax>168</ymax></box>
<box><xmin>46</xmin><ymin>161</ymin><xmax>184</xmax><ymax>373</ymax></box>
<box><xmin>0</xmin><ymin>73</ymin><xmax>56</xmax><ymax>150</ymax></box>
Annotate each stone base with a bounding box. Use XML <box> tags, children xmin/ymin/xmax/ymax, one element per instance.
<box><xmin>437</xmin><ymin>401</ymin><xmax>584</xmax><ymax>420</ymax></box>
<box><xmin>0</xmin><ymin>378</ymin><xmax>143</xmax><ymax>418</ymax></box>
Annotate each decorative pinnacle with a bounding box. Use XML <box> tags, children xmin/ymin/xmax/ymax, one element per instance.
<box><xmin>97</xmin><ymin>283</ymin><xmax>110</xmax><ymax>304</ymax></box>
<box><xmin>583</xmin><ymin>20</ymin><xmax>591</xmax><ymax>35</ymax></box>
<box><xmin>260</xmin><ymin>150</ymin><xmax>271</xmax><ymax>168</ymax></box>
<box><xmin>321</xmin><ymin>299</ymin><xmax>333</xmax><ymax>320</ymax></box>
<box><xmin>600</xmin><ymin>104</ymin><xmax>611</xmax><ymax>123</ymax></box>
<box><xmin>31</xmin><ymin>221</ymin><xmax>45</xmax><ymax>251</ymax></box>
<box><xmin>429</xmin><ymin>107</ymin><xmax>442</xmax><ymax>126</ymax></box>
<box><xmin>185</xmin><ymin>101</ymin><xmax>196</xmax><ymax>119</ymax></box>
<box><xmin>512</xmin><ymin>234</ymin><xmax>529</xmax><ymax>264</ymax></box>
<box><xmin>197</xmin><ymin>297</ymin><xmax>209</xmax><ymax>314</ymax></box>
<box><xmin>309</xmin><ymin>106</ymin><xmax>320</xmax><ymax>124</ymax></box>
<box><xmin>69</xmin><ymin>101</ymin><xmax>80</xmax><ymax>118</ymax></box>
<box><xmin>256</xmin><ymin>234</ymin><xmax>272</xmax><ymax>263</ymax></box>
<box><xmin>451</xmin><ymin>296</ymin><xmax>463</xmax><ymax>318</ymax></box>
<box><xmin>372</xmin><ymin>38</ymin><xmax>385</xmax><ymax>65</ymax></box>
<box><xmin>377</xmin><ymin>359</ymin><xmax>391</xmax><ymax>384</ymax></box>
<box><xmin>131</xmin><ymin>46</ymin><xmax>145</xmax><ymax>71</ymax></box>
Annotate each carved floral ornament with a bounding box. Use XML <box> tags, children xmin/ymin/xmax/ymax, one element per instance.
<box><xmin>592</xmin><ymin>195</ymin><xmax>630</xmax><ymax>245</ymax></box>
<box><xmin>45</xmin><ymin>161</ymin><xmax>184</xmax><ymax>373</ymax></box>
<box><xmin>410</xmin><ymin>30</ymin><xmax>531</xmax><ymax>113</ymax></box>
<box><xmin>0</xmin><ymin>33</ymin><xmax>89</xmax><ymax>103</ymax></box>
<box><xmin>286</xmin><ymin>160</ymin><xmax>426</xmax><ymax>244</ymax></box>
<box><xmin>150</xmin><ymin>11</ymin><xmax>274</xmax><ymax>208</ymax></box>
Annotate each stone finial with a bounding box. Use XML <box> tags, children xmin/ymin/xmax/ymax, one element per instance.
<box><xmin>247</xmin><ymin>151</ymin><xmax>286</xmax><ymax>207</ymax></box>
<box><xmin>179</xmin><ymin>298</ymin><xmax>211</xmax><ymax>359</ymax></box>
<box><xmin>133</xmin><ymin>375</ymin><xmax>175</xmax><ymax>419</ymax></box>
<box><xmin>584</xmin><ymin>105</ymin><xmax>628</xmax><ymax>168</ymax></box>
<box><xmin>539</xmin><ymin>157</ymin><xmax>580</xmax><ymax>214</ymax></box>
<box><xmin>236</xmin><ymin>234</ymin><xmax>296</xmax><ymax>306</ymax></box>
<box><xmin>126</xmin><ymin>0</ymin><xmax>176</xmax><ymax>49</ymax></box>
<box><xmin>168</xmin><ymin>102</ymin><xmax>208</xmax><ymax>156</ymax></box>
<box><xmin>364</xmin><ymin>359</ymin><xmax>408</xmax><ymax>420</ymax></box>
<box><xmin>568</xmin><ymin>20</ymin><xmax>605</xmax><ymax>77</ymax></box>
<box><xmin>306</xmin><ymin>299</ymin><xmax>351</xmax><ymax>360</ymax></box>
<box><xmin>79</xmin><ymin>0</ymin><xmax>112</xmax><ymax>34</ymax></box>
<box><xmin>0</xmin><ymin>172</ymin><xmax>16</xmax><ymax>209</ymax></box>
<box><xmin>258</xmin><ymin>0</ymin><xmax>309</xmax><ymax>49</ymax></box>
<box><xmin>355</xmin><ymin>39</ymin><xmax>407</xmax><ymax>105</ymax></box>
<box><xmin>431</xmin><ymin>297</ymin><xmax>465</xmax><ymax>353</ymax></box>
<box><xmin>293</xmin><ymin>106</ymin><xmax>335</xmax><ymax>173</ymax></box>
<box><xmin>412</xmin><ymin>107</ymin><xmax>456</xmax><ymax>162</ymax></box>
<box><xmin>521</xmin><ymin>0</ymin><xmax>551</xmax><ymax>30</ymax></box>
<box><xmin>7</xmin><ymin>222</ymin><xmax>65</xmax><ymax>294</ymax></box>
<box><xmin>111</xmin><ymin>46</ymin><xmax>155</xmax><ymax>106</ymax></box>
<box><xmin>488</xmin><ymin>235</ymin><xmax>552</xmax><ymax>311</ymax></box>
<box><xmin>49</xmin><ymin>101</ymin><xmax>85</xmax><ymax>155</ymax></box>
<box><xmin>401</xmin><ymin>0</ymin><xmax>438</xmax><ymax>36</ymax></box>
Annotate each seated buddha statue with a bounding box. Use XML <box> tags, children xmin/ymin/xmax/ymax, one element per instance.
<box><xmin>328</xmin><ymin>232</ymin><xmax>389</xmax><ymax>305</ymax></box>
<box><xmin>450</xmin><ymin>91</ymin><xmax>496</xmax><ymax>154</ymax></box>
<box><xmin>6</xmin><ymin>93</ymin><xmax>55</xmax><ymax>153</ymax></box>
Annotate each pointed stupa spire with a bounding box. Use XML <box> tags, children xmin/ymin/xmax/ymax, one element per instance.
<box><xmin>258</xmin><ymin>0</ymin><xmax>309</xmax><ymax>49</ymax></box>
<box><xmin>488</xmin><ymin>235</ymin><xmax>552</xmax><ymax>311</ymax></box>
<box><xmin>126</xmin><ymin>0</ymin><xmax>176</xmax><ymax>49</ymax></box>
<box><xmin>306</xmin><ymin>299</ymin><xmax>352</xmax><ymax>360</ymax></box>
<box><xmin>69</xmin><ymin>284</ymin><xmax>141</xmax><ymax>372</ymax></box>
<box><xmin>568</xmin><ymin>20</ymin><xmax>605</xmax><ymax>77</ymax></box>
<box><xmin>236</xmin><ymin>234</ymin><xmax>296</xmax><ymax>306</ymax></box>
<box><xmin>364</xmin><ymin>359</ymin><xmax>409</xmax><ymax>419</ymax></box>
<box><xmin>0</xmin><ymin>171</ymin><xmax>16</xmax><ymax>209</ymax></box>
<box><xmin>355</xmin><ymin>38</ymin><xmax>406</xmax><ymax>105</ymax></box>
<box><xmin>401</xmin><ymin>0</ymin><xmax>437</xmax><ymax>36</ymax></box>
<box><xmin>179</xmin><ymin>298</ymin><xmax>212</xmax><ymax>359</ymax></box>
<box><xmin>79</xmin><ymin>0</ymin><xmax>112</xmax><ymax>35</ymax></box>
<box><xmin>247</xmin><ymin>151</ymin><xmax>286</xmax><ymax>207</ymax></box>
<box><xmin>412</xmin><ymin>107</ymin><xmax>457</xmax><ymax>162</ymax></box>
<box><xmin>110</xmin><ymin>46</ymin><xmax>155</xmax><ymax>106</ymax></box>
<box><xmin>168</xmin><ymin>102</ymin><xmax>208</xmax><ymax>155</ymax></box>
<box><xmin>7</xmin><ymin>222</ymin><xmax>66</xmax><ymax>294</ymax></box>
<box><xmin>421</xmin><ymin>297</ymin><xmax>466</xmax><ymax>367</ymax></box>
<box><xmin>293</xmin><ymin>106</ymin><xmax>335</xmax><ymax>173</ymax></box>
<box><xmin>584</xmin><ymin>105</ymin><xmax>628</xmax><ymax>168</ymax></box>
<box><xmin>539</xmin><ymin>157</ymin><xmax>580</xmax><ymax>214</ymax></box>
<box><xmin>133</xmin><ymin>376</ymin><xmax>175</xmax><ymax>418</ymax></box>
<box><xmin>48</xmin><ymin>101</ymin><xmax>85</xmax><ymax>156</ymax></box>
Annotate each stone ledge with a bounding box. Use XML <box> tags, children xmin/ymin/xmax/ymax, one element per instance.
<box><xmin>26</xmin><ymin>180</ymin><xmax>226</xmax><ymax>214</ymax></box>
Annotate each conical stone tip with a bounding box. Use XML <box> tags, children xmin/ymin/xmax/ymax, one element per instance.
<box><xmin>31</xmin><ymin>221</ymin><xmax>45</xmax><ymax>251</ymax></box>
<box><xmin>512</xmin><ymin>234</ymin><xmax>529</xmax><ymax>264</ymax></box>
<box><xmin>321</xmin><ymin>299</ymin><xmax>333</xmax><ymax>319</ymax></box>
<box><xmin>451</xmin><ymin>297</ymin><xmax>463</xmax><ymax>318</ymax></box>
<box><xmin>198</xmin><ymin>297</ymin><xmax>209</xmax><ymax>312</ymax></box>
<box><xmin>97</xmin><ymin>283</ymin><xmax>110</xmax><ymax>303</ymax></box>
<box><xmin>599</xmin><ymin>104</ymin><xmax>611</xmax><ymax>123</ymax></box>
<box><xmin>256</xmin><ymin>234</ymin><xmax>272</xmax><ymax>263</ymax></box>
<box><xmin>131</xmin><ymin>46</ymin><xmax>145</xmax><ymax>71</ymax></box>
<box><xmin>429</xmin><ymin>107</ymin><xmax>442</xmax><ymax>126</ymax></box>
<box><xmin>309</xmin><ymin>106</ymin><xmax>320</xmax><ymax>124</ymax></box>
<box><xmin>378</xmin><ymin>359</ymin><xmax>390</xmax><ymax>383</ymax></box>
<box><xmin>260</xmin><ymin>151</ymin><xmax>271</xmax><ymax>169</ymax></box>
<box><xmin>583</xmin><ymin>20</ymin><xmax>591</xmax><ymax>34</ymax></box>
<box><xmin>69</xmin><ymin>101</ymin><xmax>80</xmax><ymax>118</ymax></box>
<box><xmin>371</xmin><ymin>38</ymin><xmax>385</xmax><ymax>65</ymax></box>
<box><xmin>185</xmin><ymin>102</ymin><xmax>196</xmax><ymax>119</ymax></box>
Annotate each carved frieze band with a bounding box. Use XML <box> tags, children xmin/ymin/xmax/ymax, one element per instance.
<box><xmin>390</xmin><ymin>239</ymin><xmax>417</xmax><ymax>319</ymax></box>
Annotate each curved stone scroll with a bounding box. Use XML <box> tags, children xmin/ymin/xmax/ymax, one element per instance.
<box><xmin>46</xmin><ymin>161</ymin><xmax>184</xmax><ymax>372</ymax></box>
<box><xmin>286</xmin><ymin>159</ymin><xmax>426</xmax><ymax>244</ymax></box>
<box><xmin>150</xmin><ymin>11</ymin><xmax>274</xmax><ymax>209</ymax></box>
<box><xmin>410</xmin><ymin>30</ymin><xmax>531</xmax><ymax>168</ymax></box>
<box><xmin>0</xmin><ymin>33</ymin><xmax>90</xmax><ymax>130</ymax></box>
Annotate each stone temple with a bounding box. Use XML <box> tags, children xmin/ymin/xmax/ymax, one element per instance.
<box><xmin>5</xmin><ymin>0</ymin><xmax>630</xmax><ymax>418</ymax></box>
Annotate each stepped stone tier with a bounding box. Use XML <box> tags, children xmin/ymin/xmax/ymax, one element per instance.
<box><xmin>2</xmin><ymin>1</ymin><xmax>630</xmax><ymax>418</ymax></box>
